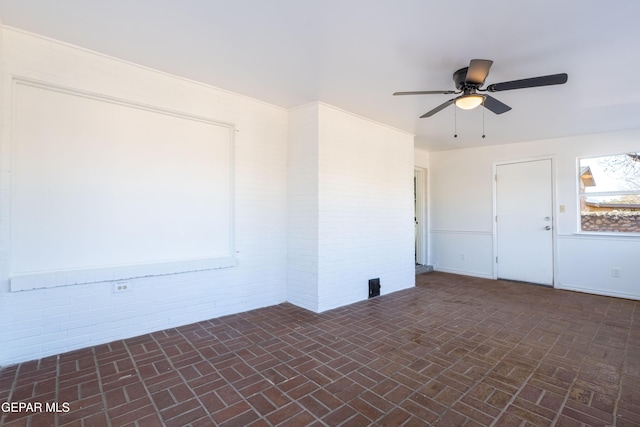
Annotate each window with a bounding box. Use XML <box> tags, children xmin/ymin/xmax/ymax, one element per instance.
<box><xmin>579</xmin><ymin>153</ymin><xmax>640</xmax><ymax>233</ymax></box>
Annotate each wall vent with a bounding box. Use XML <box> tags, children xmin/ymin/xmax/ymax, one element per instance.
<box><xmin>368</xmin><ymin>278</ymin><xmax>381</xmax><ymax>298</ymax></box>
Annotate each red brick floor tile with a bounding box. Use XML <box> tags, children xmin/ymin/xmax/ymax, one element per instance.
<box><xmin>321</xmin><ymin>404</ymin><xmax>358</xmax><ymax>426</ymax></box>
<box><xmin>150</xmin><ymin>389</ymin><xmax>175</xmax><ymax>411</ymax></box>
<box><xmin>246</xmin><ymin>392</ymin><xmax>276</xmax><ymax>416</ymax></box>
<box><xmin>538</xmin><ymin>390</ymin><xmax>565</xmax><ymax>412</ymax></box>
<box><xmin>2</xmin><ymin>272</ymin><xmax>638</xmax><ymax>426</ymax></box>
<box><xmin>400</xmin><ymin>398</ymin><xmax>440</xmax><ymax>424</ymax></box>
<box><xmin>297</xmin><ymin>395</ymin><xmax>330</xmax><ymax>418</ymax></box>
<box><xmin>459</xmin><ymin>394</ymin><xmax>502</xmax><ymax>419</ymax></box>
<box><xmin>409</xmin><ymin>391</ymin><xmax>447</xmax><ymax>416</ymax></box>
<box><xmin>276</xmin><ymin>410</ymin><xmax>317</xmax><ymax>427</ymax></box>
<box><xmin>107</xmin><ymin>398</ymin><xmax>155</xmax><ymax>423</ymax></box>
<box><xmin>511</xmin><ymin>396</ymin><xmax>556</xmax><ymax>421</ymax></box>
<box><xmin>403</xmin><ymin>414</ymin><xmax>435</xmax><ymax>426</ymax></box>
<box><xmin>496</xmin><ymin>413</ymin><xmax>533</xmax><ymax>426</ymax></box>
<box><xmin>505</xmin><ymin>403</ymin><xmax>554</xmax><ymax>426</ymax></box>
<box><xmin>433</xmin><ymin>409</ymin><xmax>468</xmax><ymax>426</ymax></box>
<box><xmin>261</xmin><ymin>385</ymin><xmax>293</xmax><ymax>408</ymax></box>
<box><xmin>370</xmin><ymin>377</ymin><xmax>402</xmax><ymax>397</ymax></box>
<box><xmin>563</xmin><ymin>399</ymin><xmax>614</xmax><ymax>425</ymax></box>
<box><xmin>236</xmin><ymin>375</ymin><xmax>271</xmax><ymax>399</ymax></box>
<box><xmin>245</xmin><ymin>418</ymin><xmax>271</xmax><ymax>427</ymax></box>
<box><xmin>217</xmin><ymin>408</ymin><xmax>260</xmax><ymax>427</ymax></box>
<box><xmin>348</xmin><ymin>395</ymin><xmax>386</xmax><ymax>421</ymax></box>
<box><xmin>214</xmin><ymin>384</ymin><xmax>243</xmax><ymax>406</ymax></box>
<box><xmin>377</xmin><ymin>406</ymin><xmax>412</xmax><ymax>426</ymax></box>
<box><xmin>57</xmin><ymin>394</ymin><xmax>105</xmax><ymax>425</ymax></box>
<box><xmin>285</xmin><ymin>378</ymin><xmax>320</xmax><ymax>400</ymax></box>
<box><xmin>134</xmin><ymin>412</ymin><xmax>165</xmax><ymax>426</ymax></box>
<box><xmin>210</xmin><ymin>401</ymin><xmax>252</xmax><ymax>425</ymax></box>
<box><xmin>264</xmin><ymin>401</ymin><xmax>304</xmax><ymax>425</ymax></box>
<box><xmin>196</xmin><ymin>388</ymin><xmax>225</xmax><ymax>411</ymax></box>
<box><xmin>108</xmin><ymin>405</ymin><xmax>160</xmax><ymax>426</ymax></box>
<box><xmin>552</xmin><ymin>414</ymin><xmax>583</xmax><ymax>427</ymax></box>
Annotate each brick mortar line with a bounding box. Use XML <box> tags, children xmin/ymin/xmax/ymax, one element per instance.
<box><xmin>240</xmin><ymin>307</ymin><xmax>381</xmax><ymax>425</ymax></box>
<box><xmin>92</xmin><ymin>347</ymin><xmax>113</xmax><ymax>427</ymax></box>
<box><xmin>479</xmin><ymin>312</ymin><xmax>563</xmax><ymax>427</ymax></box>
<box><xmin>339</xmin><ymin>305</ymin><xmax>443</xmax><ymax>426</ymax></box>
<box><xmin>548</xmin><ymin>308</ymin><xmax>613</xmax><ymax>427</ymax></box>
<box><xmin>215</xmin><ymin>314</ymin><xmax>325</xmax><ymax>425</ymax></box>
<box><xmin>121</xmin><ymin>337</ymin><xmax>179</xmax><ymax>426</ymax></box>
<box><xmin>267</xmin><ymin>317</ymin><xmax>342</xmax><ymax>426</ymax></box>
<box><xmin>382</xmin><ymin>296</ymin><xmax>497</xmax><ymax>425</ymax></box>
<box><xmin>429</xmin><ymin>305</ymin><xmax>506</xmax><ymax>420</ymax></box>
<box><xmin>229</xmin><ymin>315</ymin><xmax>314</xmax><ymax>425</ymax></box>
<box><xmin>610</xmin><ymin>303</ymin><xmax>636</xmax><ymax>427</ymax></box>
<box><xmin>55</xmin><ymin>356</ymin><xmax>61</xmax><ymax>427</ymax></box>
<box><xmin>266</xmin><ymin>307</ymin><xmax>411</xmax><ymax>426</ymax></box>
<box><xmin>390</xmin><ymin>303</ymin><xmax>541</xmax><ymax>426</ymax></box>
<box><xmin>171</xmin><ymin>324</ymin><xmax>273</xmax><ymax>425</ymax></box>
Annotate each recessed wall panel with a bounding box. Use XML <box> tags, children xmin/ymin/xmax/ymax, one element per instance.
<box><xmin>10</xmin><ymin>80</ymin><xmax>235</xmax><ymax>290</ymax></box>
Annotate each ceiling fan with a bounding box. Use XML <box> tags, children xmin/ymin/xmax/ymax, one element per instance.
<box><xmin>394</xmin><ymin>59</ymin><xmax>568</xmax><ymax>118</ymax></box>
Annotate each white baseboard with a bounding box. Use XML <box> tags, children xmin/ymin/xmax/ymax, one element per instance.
<box><xmin>554</xmin><ymin>284</ymin><xmax>640</xmax><ymax>301</ymax></box>
<box><xmin>433</xmin><ymin>267</ymin><xmax>494</xmax><ymax>280</ymax></box>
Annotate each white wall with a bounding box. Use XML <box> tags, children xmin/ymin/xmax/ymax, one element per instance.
<box><xmin>414</xmin><ymin>148</ymin><xmax>430</xmax><ymax>169</ymax></box>
<box><xmin>428</xmin><ymin>128</ymin><xmax>640</xmax><ymax>300</ymax></box>
<box><xmin>316</xmin><ymin>104</ymin><xmax>415</xmax><ymax>311</ymax></box>
<box><xmin>10</xmin><ymin>80</ymin><xmax>237</xmax><ymax>291</ymax></box>
<box><xmin>0</xmin><ymin>28</ymin><xmax>289</xmax><ymax>365</ymax></box>
<box><xmin>287</xmin><ymin>104</ymin><xmax>320</xmax><ymax>311</ymax></box>
<box><xmin>288</xmin><ymin>103</ymin><xmax>416</xmax><ymax>312</ymax></box>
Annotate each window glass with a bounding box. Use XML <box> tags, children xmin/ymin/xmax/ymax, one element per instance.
<box><xmin>579</xmin><ymin>153</ymin><xmax>640</xmax><ymax>233</ymax></box>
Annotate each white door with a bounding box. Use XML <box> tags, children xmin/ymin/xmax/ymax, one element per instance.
<box><xmin>496</xmin><ymin>159</ymin><xmax>553</xmax><ymax>285</ymax></box>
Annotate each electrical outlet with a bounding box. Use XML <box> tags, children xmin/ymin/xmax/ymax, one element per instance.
<box><xmin>113</xmin><ymin>281</ymin><xmax>132</xmax><ymax>293</ymax></box>
<box><xmin>611</xmin><ymin>268</ymin><xmax>621</xmax><ymax>278</ymax></box>
<box><xmin>559</xmin><ymin>204</ymin><xmax>566</xmax><ymax>213</ymax></box>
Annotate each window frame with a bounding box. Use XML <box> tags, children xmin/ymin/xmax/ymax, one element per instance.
<box><xmin>577</xmin><ymin>152</ymin><xmax>640</xmax><ymax>235</ymax></box>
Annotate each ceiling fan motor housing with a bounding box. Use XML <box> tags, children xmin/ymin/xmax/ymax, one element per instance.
<box><xmin>453</xmin><ymin>67</ymin><xmax>480</xmax><ymax>91</ymax></box>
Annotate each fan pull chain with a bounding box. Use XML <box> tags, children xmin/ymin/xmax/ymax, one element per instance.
<box><xmin>482</xmin><ymin>100</ymin><xmax>486</xmax><ymax>139</ymax></box>
<box><xmin>454</xmin><ymin>104</ymin><xmax>457</xmax><ymax>138</ymax></box>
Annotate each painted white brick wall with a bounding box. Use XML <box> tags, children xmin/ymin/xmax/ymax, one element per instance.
<box><xmin>316</xmin><ymin>104</ymin><xmax>415</xmax><ymax>311</ymax></box>
<box><xmin>0</xmin><ymin>28</ymin><xmax>288</xmax><ymax>366</ymax></box>
<box><xmin>287</xmin><ymin>103</ymin><xmax>415</xmax><ymax>313</ymax></box>
<box><xmin>287</xmin><ymin>104</ymin><xmax>320</xmax><ymax>311</ymax></box>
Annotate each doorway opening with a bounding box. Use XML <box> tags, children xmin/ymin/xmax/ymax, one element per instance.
<box><xmin>414</xmin><ymin>168</ymin><xmax>431</xmax><ymax>274</ymax></box>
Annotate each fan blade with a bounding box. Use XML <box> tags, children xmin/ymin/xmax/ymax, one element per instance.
<box><xmin>393</xmin><ymin>90</ymin><xmax>456</xmax><ymax>95</ymax></box>
<box><xmin>486</xmin><ymin>73</ymin><xmax>568</xmax><ymax>92</ymax></box>
<box><xmin>482</xmin><ymin>95</ymin><xmax>512</xmax><ymax>114</ymax></box>
<box><xmin>465</xmin><ymin>59</ymin><xmax>493</xmax><ymax>85</ymax></box>
<box><xmin>420</xmin><ymin>99</ymin><xmax>455</xmax><ymax>118</ymax></box>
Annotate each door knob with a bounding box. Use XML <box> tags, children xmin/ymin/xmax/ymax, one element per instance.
<box><xmin>544</xmin><ymin>225</ymin><xmax>551</xmax><ymax>230</ymax></box>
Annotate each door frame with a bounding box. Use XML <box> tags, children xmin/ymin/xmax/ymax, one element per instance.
<box><xmin>491</xmin><ymin>156</ymin><xmax>557</xmax><ymax>286</ymax></box>
<box><xmin>414</xmin><ymin>167</ymin><xmax>428</xmax><ymax>266</ymax></box>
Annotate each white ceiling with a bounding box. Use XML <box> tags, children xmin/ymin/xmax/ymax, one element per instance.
<box><xmin>1</xmin><ymin>0</ymin><xmax>639</xmax><ymax>151</ymax></box>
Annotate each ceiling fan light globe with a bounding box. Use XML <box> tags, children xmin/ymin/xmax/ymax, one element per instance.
<box><xmin>455</xmin><ymin>95</ymin><xmax>484</xmax><ymax>110</ymax></box>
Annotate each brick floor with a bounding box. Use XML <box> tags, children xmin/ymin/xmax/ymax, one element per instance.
<box><xmin>1</xmin><ymin>272</ymin><xmax>638</xmax><ymax>426</ymax></box>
